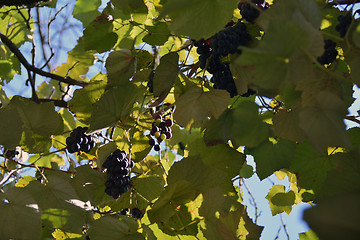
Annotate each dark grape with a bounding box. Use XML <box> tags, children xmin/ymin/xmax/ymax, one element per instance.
<box><xmin>66</xmin><ymin>127</ymin><xmax>95</xmax><ymax>154</ymax></box>
<box><xmin>317</xmin><ymin>39</ymin><xmax>338</xmax><ymax>65</ymax></box>
<box><xmin>131</xmin><ymin>208</ymin><xmax>144</xmax><ymax>219</ymax></box>
<box><xmin>335</xmin><ymin>13</ymin><xmax>352</xmax><ymax>38</ymax></box>
<box><xmin>103</xmin><ymin>149</ymin><xmax>134</xmax><ymax>199</ymax></box>
<box><xmin>165</xmin><ymin>119</ymin><xmax>173</xmax><ymax>127</ymax></box>
<box><xmin>4</xmin><ymin>149</ymin><xmax>18</xmax><ymax>159</ymax></box>
<box><xmin>154</xmin><ymin>144</ymin><xmax>160</xmax><ymax>151</ymax></box>
<box><xmin>149</xmin><ymin>138</ymin><xmax>156</xmax><ymax>146</ymax></box>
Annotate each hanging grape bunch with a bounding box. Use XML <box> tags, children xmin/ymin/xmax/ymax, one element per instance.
<box><xmin>148</xmin><ymin>115</ymin><xmax>173</xmax><ymax>151</ymax></box>
<box><xmin>238</xmin><ymin>0</ymin><xmax>269</xmax><ymax>23</ymax></box>
<box><xmin>102</xmin><ymin>149</ymin><xmax>134</xmax><ymax>199</ymax></box>
<box><xmin>335</xmin><ymin>13</ymin><xmax>352</xmax><ymax>38</ymax></box>
<box><xmin>317</xmin><ymin>39</ymin><xmax>338</xmax><ymax>65</ymax></box>
<box><xmin>193</xmin><ymin>21</ymin><xmax>252</xmax><ymax>97</ymax></box>
<box><xmin>66</xmin><ymin>127</ymin><xmax>95</xmax><ymax>153</ymax></box>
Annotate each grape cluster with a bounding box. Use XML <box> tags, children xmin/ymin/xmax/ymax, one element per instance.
<box><xmin>194</xmin><ymin>22</ymin><xmax>251</xmax><ymax>97</ymax></box>
<box><xmin>238</xmin><ymin>0</ymin><xmax>269</xmax><ymax>23</ymax></box>
<box><xmin>131</xmin><ymin>208</ymin><xmax>144</xmax><ymax>219</ymax></box>
<box><xmin>335</xmin><ymin>13</ymin><xmax>352</xmax><ymax>38</ymax></box>
<box><xmin>119</xmin><ymin>208</ymin><xmax>144</xmax><ymax>219</ymax></box>
<box><xmin>66</xmin><ymin>127</ymin><xmax>95</xmax><ymax>153</ymax></box>
<box><xmin>102</xmin><ymin>149</ymin><xmax>134</xmax><ymax>199</ymax></box>
<box><xmin>148</xmin><ymin>116</ymin><xmax>173</xmax><ymax>151</ymax></box>
<box><xmin>317</xmin><ymin>39</ymin><xmax>338</xmax><ymax>65</ymax></box>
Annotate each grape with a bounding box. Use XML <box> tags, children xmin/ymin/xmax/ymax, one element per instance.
<box><xmin>194</xmin><ymin>21</ymin><xmax>251</xmax><ymax>97</ymax></box>
<box><xmin>165</xmin><ymin>131</ymin><xmax>172</xmax><ymax>139</ymax></box>
<box><xmin>66</xmin><ymin>127</ymin><xmax>95</xmax><ymax>154</ymax></box>
<box><xmin>335</xmin><ymin>13</ymin><xmax>352</xmax><ymax>38</ymax></box>
<box><xmin>4</xmin><ymin>149</ymin><xmax>18</xmax><ymax>159</ymax></box>
<box><xmin>154</xmin><ymin>144</ymin><xmax>160</xmax><ymax>151</ymax></box>
<box><xmin>131</xmin><ymin>208</ymin><xmax>144</xmax><ymax>219</ymax></box>
<box><xmin>154</xmin><ymin>131</ymin><xmax>161</xmax><ymax>138</ymax></box>
<box><xmin>103</xmin><ymin>149</ymin><xmax>134</xmax><ymax>199</ymax></box>
<box><xmin>149</xmin><ymin>138</ymin><xmax>156</xmax><ymax>146</ymax></box>
<box><xmin>160</xmin><ymin>134</ymin><xmax>166</xmax><ymax>140</ymax></box>
<box><xmin>165</xmin><ymin>119</ymin><xmax>173</xmax><ymax>127</ymax></box>
<box><xmin>317</xmin><ymin>39</ymin><xmax>338</xmax><ymax>65</ymax></box>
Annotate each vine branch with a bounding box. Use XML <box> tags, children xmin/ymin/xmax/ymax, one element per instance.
<box><xmin>0</xmin><ymin>31</ymin><xmax>88</xmax><ymax>87</ymax></box>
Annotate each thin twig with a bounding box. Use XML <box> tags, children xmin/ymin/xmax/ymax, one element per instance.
<box><xmin>345</xmin><ymin>116</ymin><xmax>360</xmax><ymax>125</ymax></box>
<box><xmin>241</xmin><ymin>178</ymin><xmax>261</xmax><ymax>224</ymax></box>
<box><xmin>0</xmin><ymin>31</ymin><xmax>88</xmax><ymax>87</ymax></box>
<box><xmin>280</xmin><ymin>214</ymin><xmax>290</xmax><ymax>240</ymax></box>
<box><xmin>327</xmin><ymin>0</ymin><xmax>360</xmax><ymax>6</ymax></box>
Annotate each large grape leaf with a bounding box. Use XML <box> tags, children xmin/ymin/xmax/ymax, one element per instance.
<box><xmin>105</xmin><ymin>49</ymin><xmax>136</xmax><ymax>85</ymax></box>
<box><xmin>174</xmin><ymin>87</ymin><xmax>230</xmax><ymax>127</ymax></box>
<box><xmin>143</xmin><ymin>21</ymin><xmax>171</xmax><ymax>46</ymax></box>
<box><xmin>153</xmin><ymin>52</ymin><xmax>179</xmax><ymax>97</ymax></box>
<box><xmin>73</xmin><ymin>0</ymin><xmax>101</xmax><ymax>27</ymax></box>
<box><xmin>161</xmin><ymin>0</ymin><xmax>238</xmax><ymax>39</ymax></box>
<box><xmin>290</xmin><ymin>141</ymin><xmax>334</xmax><ymax>193</ymax></box>
<box><xmin>88</xmin><ymin>216</ymin><xmax>144</xmax><ymax>240</ymax></box>
<box><xmin>298</xmin><ymin>91</ymin><xmax>350</xmax><ymax>152</ymax></box>
<box><xmin>0</xmin><ymin>187</ymin><xmax>41</xmax><ymax>240</ymax></box>
<box><xmin>204</xmin><ymin>101</ymin><xmax>269</xmax><ymax>148</ymax></box>
<box><xmin>69</xmin><ymin>76</ymin><xmax>107</xmax><ymax>124</ymax></box>
<box><xmin>245</xmin><ymin>139</ymin><xmax>296</xmax><ymax>180</ymax></box>
<box><xmin>0</xmin><ymin>106</ymin><xmax>23</xmax><ymax>149</ymax></box>
<box><xmin>273</xmin><ymin>109</ymin><xmax>305</xmax><ymax>142</ymax></box>
<box><xmin>90</xmin><ymin>83</ymin><xmax>145</xmax><ymax>130</ymax></box>
<box><xmin>132</xmin><ymin>175</ymin><xmax>164</xmax><ymax>209</ymax></box>
<box><xmin>26</xmin><ymin>172</ymin><xmax>86</xmax><ymax>233</ymax></box>
<box><xmin>71</xmin><ymin>165</ymin><xmax>107</xmax><ymax>206</ymax></box>
<box><xmin>9</xmin><ymin>96</ymin><xmax>63</xmax><ymax>136</ymax></box>
<box><xmin>303</xmin><ymin>193</ymin><xmax>360</xmax><ymax>240</ymax></box>
<box><xmin>319</xmin><ymin>151</ymin><xmax>360</xmax><ymax>199</ymax></box>
<box><xmin>20</xmin><ymin>129</ymin><xmax>52</xmax><ymax>154</ymax></box>
<box><xmin>235</xmin><ymin>20</ymin><xmax>310</xmax><ymax>90</ymax></box>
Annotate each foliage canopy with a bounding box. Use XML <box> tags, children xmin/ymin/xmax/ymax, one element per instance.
<box><xmin>0</xmin><ymin>0</ymin><xmax>360</xmax><ymax>239</ymax></box>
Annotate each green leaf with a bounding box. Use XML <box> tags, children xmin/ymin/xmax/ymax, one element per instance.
<box><xmin>235</xmin><ymin>19</ymin><xmax>310</xmax><ymax>90</ymax></box>
<box><xmin>147</xmin><ymin>180</ymin><xmax>197</xmax><ymax>224</ymax></box>
<box><xmin>0</xmin><ymin>187</ymin><xmax>41</xmax><ymax>240</ymax></box>
<box><xmin>54</xmin><ymin>49</ymin><xmax>94</xmax><ymax>82</ymax></box>
<box><xmin>132</xmin><ymin>175</ymin><xmax>164</xmax><ymax>209</ymax></box>
<box><xmin>28</xmin><ymin>154</ymin><xmax>64</xmax><ymax>168</ymax></box>
<box><xmin>0</xmin><ymin>106</ymin><xmax>23</xmax><ymax>149</ymax></box>
<box><xmin>20</xmin><ymin>129</ymin><xmax>52</xmax><ymax>154</ymax></box>
<box><xmin>266</xmin><ymin>185</ymin><xmax>295</xmax><ymax>215</ymax></box>
<box><xmin>319</xmin><ymin>151</ymin><xmax>360</xmax><ymax>199</ymax></box>
<box><xmin>167</xmin><ymin>156</ymin><xmax>230</xmax><ymax>193</ymax></box>
<box><xmin>273</xmin><ymin>109</ymin><xmax>304</xmax><ymax>142</ymax></box>
<box><xmin>161</xmin><ymin>0</ymin><xmax>238</xmax><ymax>39</ymax></box>
<box><xmin>77</xmin><ymin>19</ymin><xmax>118</xmax><ymax>53</ymax></box>
<box><xmin>204</xmin><ymin>101</ymin><xmax>269</xmax><ymax>148</ymax></box>
<box><xmin>200</xmin><ymin>143</ymin><xmax>245</xmax><ymax>177</ymax></box>
<box><xmin>299</xmin><ymin>229</ymin><xmax>319</xmax><ymax>240</ymax></box>
<box><xmin>105</xmin><ymin>49</ymin><xmax>136</xmax><ymax>85</ymax></box>
<box><xmin>245</xmin><ymin>139</ymin><xmax>296</xmax><ymax>180</ymax></box>
<box><xmin>298</xmin><ymin>91</ymin><xmax>350</xmax><ymax>152</ymax></box>
<box><xmin>174</xmin><ymin>87</ymin><xmax>230</xmax><ymax>127</ymax></box>
<box><xmin>89</xmin><ymin>216</ymin><xmax>144</xmax><ymax>240</ymax></box>
<box><xmin>290</xmin><ymin>141</ymin><xmax>334</xmax><ymax>193</ymax></box>
<box><xmin>90</xmin><ymin>84</ymin><xmax>145</xmax><ymax>130</ymax></box>
<box><xmin>73</xmin><ymin>0</ymin><xmax>101</xmax><ymax>27</ymax></box>
<box><xmin>239</xmin><ymin>164</ymin><xmax>254</xmax><ymax>179</ymax></box>
<box><xmin>26</xmin><ymin>172</ymin><xmax>85</xmax><ymax>233</ymax></box>
<box><xmin>96</xmin><ymin>141</ymin><xmax>119</xmax><ymax>169</ymax></box>
<box><xmin>303</xmin><ymin>193</ymin><xmax>360</xmax><ymax>240</ymax></box>
<box><xmin>10</xmin><ymin>96</ymin><xmax>63</xmax><ymax>136</ymax></box>
<box><xmin>143</xmin><ymin>21</ymin><xmax>171</xmax><ymax>46</ymax></box>
<box><xmin>153</xmin><ymin>52</ymin><xmax>179</xmax><ymax>97</ymax></box>
<box><xmin>69</xmin><ymin>77</ymin><xmax>107</xmax><ymax>124</ymax></box>
<box><xmin>71</xmin><ymin>165</ymin><xmax>106</xmax><ymax>206</ymax></box>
